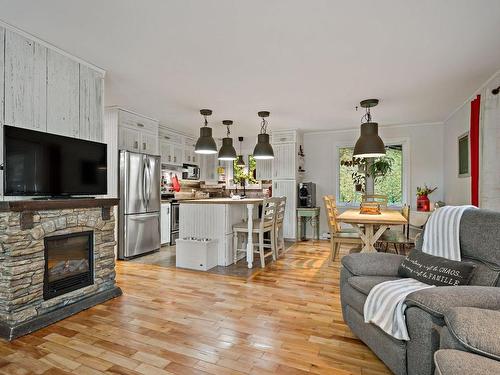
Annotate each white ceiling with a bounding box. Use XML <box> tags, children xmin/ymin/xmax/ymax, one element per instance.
<box><xmin>1</xmin><ymin>0</ymin><xmax>500</xmax><ymax>137</ymax></box>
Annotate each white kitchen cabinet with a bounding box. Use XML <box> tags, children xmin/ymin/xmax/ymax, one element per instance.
<box><xmin>4</xmin><ymin>30</ymin><xmax>47</xmax><ymax>131</ymax></box>
<box><xmin>160</xmin><ymin>141</ymin><xmax>172</xmax><ymax>163</ymax></box>
<box><xmin>272</xmin><ymin>143</ymin><xmax>296</xmax><ymax>179</ymax></box>
<box><xmin>140</xmin><ymin>132</ymin><xmax>159</xmax><ymax>155</ymax></box>
<box><xmin>161</xmin><ymin>203</ymin><xmax>171</xmax><ymax>245</ymax></box>
<box><xmin>119</xmin><ymin>126</ymin><xmax>141</xmax><ymax>152</ymax></box>
<box><xmin>79</xmin><ymin>65</ymin><xmax>104</xmax><ymax>142</ymax></box>
<box><xmin>47</xmin><ymin>49</ymin><xmax>80</xmax><ymax>138</ymax></box>
<box><xmin>116</xmin><ymin>109</ymin><xmax>159</xmax><ymax>155</ymax></box>
<box><xmin>172</xmin><ymin>144</ymin><xmax>183</xmax><ymax>165</ymax></box>
<box><xmin>274</xmin><ymin>179</ymin><xmax>297</xmax><ymax>239</ymax></box>
<box><xmin>256</xmin><ymin>159</ymin><xmax>272</xmax><ymax>180</ymax></box>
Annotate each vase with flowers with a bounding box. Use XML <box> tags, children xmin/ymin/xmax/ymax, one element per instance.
<box><xmin>416</xmin><ymin>184</ymin><xmax>437</xmax><ymax>212</ymax></box>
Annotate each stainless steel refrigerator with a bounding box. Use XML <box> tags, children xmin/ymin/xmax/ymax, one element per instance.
<box><xmin>118</xmin><ymin>150</ymin><xmax>161</xmax><ymax>259</ymax></box>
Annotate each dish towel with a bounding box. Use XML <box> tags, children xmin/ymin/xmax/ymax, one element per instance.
<box><xmin>422</xmin><ymin>205</ymin><xmax>476</xmax><ymax>261</ymax></box>
<box><xmin>364</xmin><ymin>205</ymin><xmax>475</xmax><ymax>340</ymax></box>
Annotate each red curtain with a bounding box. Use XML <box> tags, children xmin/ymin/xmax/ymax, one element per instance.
<box><xmin>470</xmin><ymin>95</ymin><xmax>481</xmax><ymax>207</ymax></box>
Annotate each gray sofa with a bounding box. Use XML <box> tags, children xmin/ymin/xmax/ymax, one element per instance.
<box><xmin>434</xmin><ymin>307</ymin><xmax>500</xmax><ymax>375</ymax></box>
<box><xmin>340</xmin><ymin>208</ymin><xmax>500</xmax><ymax>375</ymax></box>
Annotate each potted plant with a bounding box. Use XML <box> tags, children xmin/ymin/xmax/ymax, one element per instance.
<box><xmin>352</xmin><ymin>172</ymin><xmax>365</xmax><ymax>192</ymax></box>
<box><xmin>416</xmin><ymin>184</ymin><xmax>437</xmax><ymax>212</ymax></box>
<box><xmin>368</xmin><ymin>157</ymin><xmax>393</xmax><ymax>182</ymax></box>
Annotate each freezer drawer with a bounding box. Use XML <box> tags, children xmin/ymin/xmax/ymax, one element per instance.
<box><xmin>120</xmin><ymin>213</ymin><xmax>160</xmax><ymax>259</ymax></box>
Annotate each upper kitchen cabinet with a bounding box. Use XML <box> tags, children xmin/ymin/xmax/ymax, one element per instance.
<box><xmin>47</xmin><ymin>50</ymin><xmax>80</xmax><ymax>137</ymax></box>
<box><xmin>79</xmin><ymin>65</ymin><xmax>104</xmax><ymax>142</ymax></box>
<box><xmin>118</xmin><ymin>109</ymin><xmax>159</xmax><ymax>155</ymax></box>
<box><xmin>4</xmin><ymin>29</ymin><xmax>47</xmax><ymax>131</ymax></box>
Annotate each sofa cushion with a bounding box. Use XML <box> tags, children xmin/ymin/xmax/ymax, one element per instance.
<box><xmin>459</xmin><ymin>209</ymin><xmax>500</xmax><ymax>268</ymax></box>
<box><xmin>341</xmin><ymin>253</ymin><xmax>405</xmax><ymax>277</ymax></box>
<box><xmin>465</xmin><ymin>258</ymin><xmax>500</xmax><ymax>286</ymax></box>
<box><xmin>347</xmin><ymin>275</ymin><xmax>401</xmax><ymax>295</ymax></box>
<box><xmin>444</xmin><ymin>307</ymin><xmax>500</xmax><ymax>361</ymax></box>
<box><xmin>434</xmin><ymin>349</ymin><xmax>500</xmax><ymax>375</ymax></box>
<box><xmin>405</xmin><ymin>286</ymin><xmax>500</xmax><ymax>318</ymax></box>
<box><xmin>398</xmin><ymin>249</ymin><xmax>476</xmax><ymax>286</ymax></box>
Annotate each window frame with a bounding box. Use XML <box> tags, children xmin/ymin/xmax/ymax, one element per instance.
<box><xmin>335</xmin><ymin>137</ymin><xmax>410</xmax><ymax>208</ymax></box>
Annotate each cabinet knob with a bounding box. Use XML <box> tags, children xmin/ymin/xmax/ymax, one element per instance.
<box><xmin>143</xmin><ymin>142</ymin><xmax>146</xmax><ymax>150</ymax></box>
<box><xmin>137</xmin><ymin>123</ymin><xmax>144</xmax><ymax>128</ymax></box>
<box><xmin>134</xmin><ymin>141</ymin><xmax>138</xmax><ymax>149</ymax></box>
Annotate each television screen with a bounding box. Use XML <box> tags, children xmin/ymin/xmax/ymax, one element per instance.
<box><xmin>4</xmin><ymin>125</ymin><xmax>107</xmax><ymax>196</ymax></box>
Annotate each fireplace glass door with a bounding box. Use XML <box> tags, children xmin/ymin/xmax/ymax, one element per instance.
<box><xmin>44</xmin><ymin>231</ymin><xmax>94</xmax><ymax>299</ymax></box>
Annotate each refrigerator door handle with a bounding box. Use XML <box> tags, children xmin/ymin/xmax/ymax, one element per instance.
<box><xmin>142</xmin><ymin>156</ymin><xmax>148</xmax><ymax>208</ymax></box>
<box><xmin>146</xmin><ymin>157</ymin><xmax>152</xmax><ymax>209</ymax></box>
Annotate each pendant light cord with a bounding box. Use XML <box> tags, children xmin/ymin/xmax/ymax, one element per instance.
<box><xmin>260</xmin><ymin>118</ymin><xmax>268</xmax><ymax>134</ymax></box>
<box><xmin>204</xmin><ymin>116</ymin><xmax>208</xmax><ymax>127</ymax></box>
<box><xmin>361</xmin><ymin>107</ymin><xmax>372</xmax><ymax>124</ymax></box>
<box><xmin>226</xmin><ymin>124</ymin><xmax>231</xmax><ymax>137</ymax></box>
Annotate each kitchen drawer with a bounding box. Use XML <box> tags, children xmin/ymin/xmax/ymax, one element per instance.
<box><xmin>119</xmin><ymin>110</ymin><xmax>158</xmax><ymax>134</ymax></box>
<box><xmin>159</xmin><ymin>128</ymin><xmax>184</xmax><ymax>144</ymax></box>
<box><xmin>271</xmin><ymin>130</ymin><xmax>296</xmax><ymax>144</ymax></box>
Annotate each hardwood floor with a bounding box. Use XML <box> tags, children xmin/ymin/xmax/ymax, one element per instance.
<box><xmin>0</xmin><ymin>241</ymin><xmax>390</xmax><ymax>375</ymax></box>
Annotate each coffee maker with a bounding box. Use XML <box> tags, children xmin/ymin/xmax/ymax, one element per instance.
<box><xmin>298</xmin><ymin>182</ymin><xmax>316</xmax><ymax>208</ymax></box>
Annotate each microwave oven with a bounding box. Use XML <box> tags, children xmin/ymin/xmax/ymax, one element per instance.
<box><xmin>182</xmin><ymin>164</ymin><xmax>200</xmax><ymax>180</ymax></box>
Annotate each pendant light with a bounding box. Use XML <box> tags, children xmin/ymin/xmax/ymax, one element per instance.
<box><xmin>253</xmin><ymin>111</ymin><xmax>274</xmax><ymax>159</ymax></box>
<box><xmin>218</xmin><ymin>120</ymin><xmax>237</xmax><ymax>160</ymax></box>
<box><xmin>236</xmin><ymin>137</ymin><xmax>245</xmax><ymax>166</ymax></box>
<box><xmin>353</xmin><ymin>99</ymin><xmax>386</xmax><ymax>158</ymax></box>
<box><xmin>195</xmin><ymin>109</ymin><xmax>217</xmax><ymax>154</ymax></box>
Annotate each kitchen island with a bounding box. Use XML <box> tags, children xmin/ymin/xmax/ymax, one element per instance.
<box><xmin>179</xmin><ymin>198</ymin><xmax>263</xmax><ymax>268</ymax></box>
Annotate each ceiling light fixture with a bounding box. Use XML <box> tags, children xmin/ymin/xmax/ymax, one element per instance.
<box><xmin>218</xmin><ymin>120</ymin><xmax>237</xmax><ymax>160</ymax></box>
<box><xmin>253</xmin><ymin>111</ymin><xmax>274</xmax><ymax>160</ymax></box>
<box><xmin>195</xmin><ymin>109</ymin><xmax>217</xmax><ymax>154</ymax></box>
<box><xmin>236</xmin><ymin>136</ymin><xmax>245</xmax><ymax>166</ymax></box>
<box><xmin>353</xmin><ymin>99</ymin><xmax>386</xmax><ymax>158</ymax></box>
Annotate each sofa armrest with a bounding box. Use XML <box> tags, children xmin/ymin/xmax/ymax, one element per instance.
<box><xmin>341</xmin><ymin>253</ymin><xmax>405</xmax><ymax>277</ymax></box>
<box><xmin>405</xmin><ymin>286</ymin><xmax>500</xmax><ymax>318</ymax></box>
<box><xmin>443</xmin><ymin>307</ymin><xmax>500</xmax><ymax>361</ymax></box>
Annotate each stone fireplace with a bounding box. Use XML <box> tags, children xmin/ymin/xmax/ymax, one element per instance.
<box><xmin>0</xmin><ymin>199</ymin><xmax>121</xmax><ymax>340</ymax></box>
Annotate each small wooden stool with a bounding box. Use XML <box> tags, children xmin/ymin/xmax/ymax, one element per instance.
<box><xmin>296</xmin><ymin>207</ymin><xmax>320</xmax><ymax>241</ymax></box>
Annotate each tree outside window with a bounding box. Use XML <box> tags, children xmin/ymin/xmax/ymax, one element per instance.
<box><xmin>338</xmin><ymin>145</ymin><xmax>403</xmax><ymax>205</ymax></box>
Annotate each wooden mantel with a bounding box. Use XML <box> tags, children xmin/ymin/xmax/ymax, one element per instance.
<box><xmin>0</xmin><ymin>198</ymin><xmax>119</xmax><ymax>229</ymax></box>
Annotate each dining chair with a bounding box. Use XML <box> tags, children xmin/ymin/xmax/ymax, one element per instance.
<box><xmin>362</xmin><ymin>194</ymin><xmax>388</xmax><ymax>208</ymax></box>
<box><xmin>273</xmin><ymin>196</ymin><xmax>287</xmax><ymax>258</ymax></box>
<box><xmin>233</xmin><ymin>197</ymin><xmax>278</xmax><ymax>268</ymax></box>
<box><xmin>323</xmin><ymin>196</ymin><xmax>363</xmax><ymax>263</ymax></box>
<box><xmin>376</xmin><ymin>204</ymin><xmax>414</xmax><ymax>254</ymax></box>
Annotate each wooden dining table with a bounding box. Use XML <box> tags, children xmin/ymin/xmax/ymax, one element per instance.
<box><xmin>336</xmin><ymin>209</ymin><xmax>408</xmax><ymax>252</ymax></box>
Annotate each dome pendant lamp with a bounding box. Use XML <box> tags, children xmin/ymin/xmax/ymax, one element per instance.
<box><xmin>195</xmin><ymin>109</ymin><xmax>218</xmax><ymax>154</ymax></box>
<box><xmin>236</xmin><ymin>137</ymin><xmax>245</xmax><ymax>166</ymax></box>
<box><xmin>218</xmin><ymin>120</ymin><xmax>237</xmax><ymax>160</ymax></box>
<box><xmin>253</xmin><ymin>111</ymin><xmax>274</xmax><ymax>160</ymax></box>
<box><xmin>353</xmin><ymin>99</ymin><xmax>386</xmax><ymax>158</ymax></box>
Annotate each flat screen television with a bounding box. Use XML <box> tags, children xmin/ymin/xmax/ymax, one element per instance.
<box><xmin>3</xmin><ymin>125</ymin><xmax>107</xmax><ymax>197</ymax></box>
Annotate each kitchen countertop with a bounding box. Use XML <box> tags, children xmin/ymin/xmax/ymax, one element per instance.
<box><xmin>179</xmin><ymin>198</ymin><xmax>264</xmax><ymax>204</ymax></box>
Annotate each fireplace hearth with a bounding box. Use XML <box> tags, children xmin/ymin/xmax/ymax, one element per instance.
<box><xmin>44</xmin><ymin>231</ymin><xmax>94</xmax><ymax>300</ymax></box>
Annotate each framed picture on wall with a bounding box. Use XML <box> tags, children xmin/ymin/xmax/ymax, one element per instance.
<box><xmin>458</xmin><ymin>132</ymin><xmax>470</xmax><ymax>178</ymax></box>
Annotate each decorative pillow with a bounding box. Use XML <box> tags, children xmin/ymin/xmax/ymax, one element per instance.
<box><xmin>398</xmin><ymin>249</ymin><xmax>476</xmax><ymax>286</ymax></box>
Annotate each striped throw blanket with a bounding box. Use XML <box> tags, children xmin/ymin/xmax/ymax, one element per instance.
<box><xmin>364</xmin><ymin>205</ymin><xmax>474</xmax><ymax>341</ymax></box>
<box><xmin>422</xmin><ymin>205</ymin><xmax>475</xmax><ymax>261</ymax></box>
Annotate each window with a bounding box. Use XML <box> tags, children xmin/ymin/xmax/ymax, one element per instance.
<box><xmin>338</xmin><ymin>145</ymin><xmax>404</xmax><ymax>205</ymax></box>
<box><xmin>232</xmin><ymin>155</ymin><xmax>257</xmax><ymax>185</ymax></box>
<box><xmin>458</xmin><ymin>132</ymin><xmax>470</xmax><ymax>177</ymax></box>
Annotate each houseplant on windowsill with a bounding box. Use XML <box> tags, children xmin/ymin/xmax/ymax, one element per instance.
<box><xmin>416</xmin><ymin>184</ymin><xmax>437</xmax><ymax>212</ymax></box>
